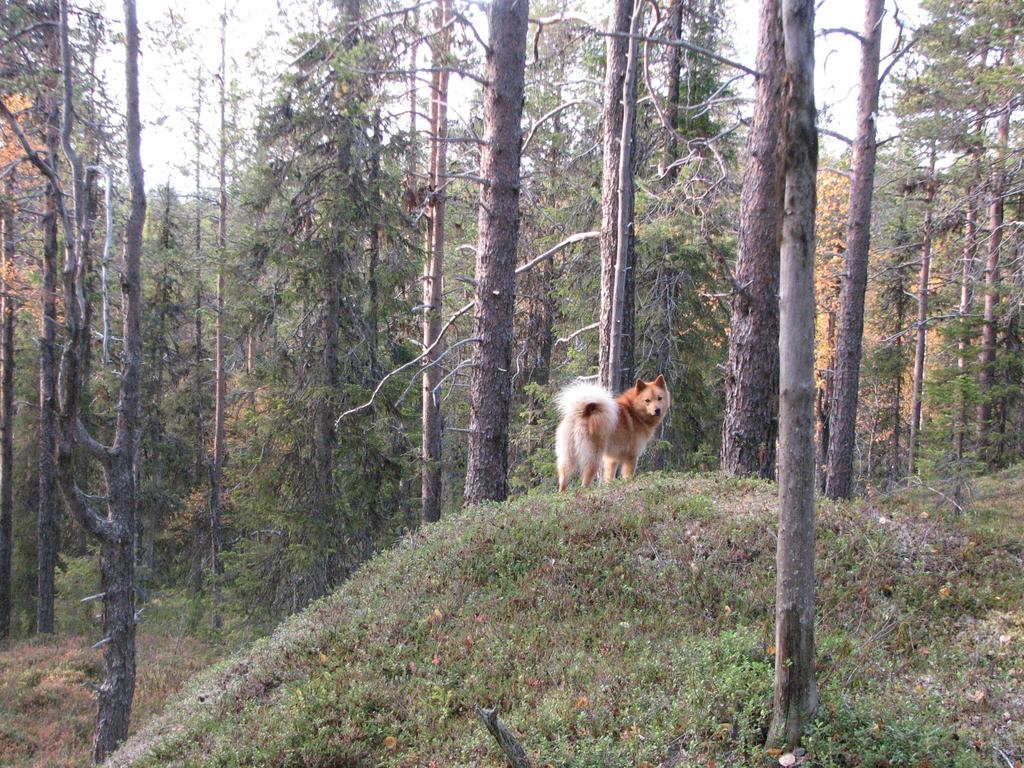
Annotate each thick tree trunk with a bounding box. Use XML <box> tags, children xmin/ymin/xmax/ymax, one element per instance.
<box><xmin>768</xmin><ymin>0</ymin><xmax>819</xmax><ymax>748</ymax></box>
<box><xmin>463</xmin><ymin>0</ymin><xmax>528</xmax><ymax>505</ymax></box>
<box><xmin>977</xmin><ymin>103</ymin><xmax>1011</xmax><ymax>462</ymax></box>
<box><xmin>96</xmin><ymin>1</ymin><xmax>145</xmax><ymax>757</ymax></box>
<box><xmin>907</xmin><ymin>148</ymin><xmax>936</xmax><ymax>477</ymax></box>
<box><xmin>421</xmin><ymin>0</ymin><xmax>449</xmax><ymax>524</ymax></box>
<box><xmin>92</xmin><ymin>493</ymin><xmax>136</xmax><ymax>762</ymax></box>
<box><xmin>47</xmin><ymin>0</ymin><xmax>145</xmax><ymax>758</ymax></box>
<box><xmin>598</xmin><ymin>0</ymin><xmax>638</xmax><ymax>392</ymax></box>
<box><xmin>823</xmin><ymin>0</ymin><xmax>884</xmax><ymax>500</ymax></box>
<box><xmin>37</xmin><ymin>4</ymin><xmax>61</xmax><ymax>634</ymax></box>
<box><xmin>0</xmin><ymin>181</ymin><xmax>14</xmax><ymax>642</ymax></box>
<box><xmin>721</xmin><ymin>0</ymin><xmax>784</xmax><ymax>478</ymax></box>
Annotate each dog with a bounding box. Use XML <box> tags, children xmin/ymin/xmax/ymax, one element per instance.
<box><xmin>555</xmin><ymin>375</ymin><xmax>670</xmax><ymax>491</ymax></box>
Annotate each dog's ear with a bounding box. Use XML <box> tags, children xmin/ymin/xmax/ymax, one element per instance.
<box><xmin>653</xmin><ymin>374</ymin><xmax>665</xmax><ymax>387</ymax></box>
<box><xmin>634</xmin><ymin>378</ymin><xmax>646</xmax><ymax>392</ymax></box>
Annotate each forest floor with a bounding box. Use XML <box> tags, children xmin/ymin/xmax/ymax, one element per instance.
<box><xmin>0</xmin><ymin>621</ymin><xmax>222</xmax><ymax>768</ymax></box>
<box><xmin>6</xmin><ymin>469</ymin><xmax>1024</xmax><ymax>768</ymax></box>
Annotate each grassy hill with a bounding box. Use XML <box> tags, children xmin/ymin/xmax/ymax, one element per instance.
<box><xmin>102</xmin><ymin>471</ymin><xmax>1023</xmax><ymax>768</ymax></box>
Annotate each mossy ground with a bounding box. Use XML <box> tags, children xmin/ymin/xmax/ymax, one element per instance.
<box><xmin>100</xmin><ymin>470</ymin><xmax>1023</xmax><ymax>768</ymax></box>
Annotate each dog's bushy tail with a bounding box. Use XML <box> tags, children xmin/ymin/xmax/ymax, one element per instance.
<box><xmin>555</xmin><ymin>381</ymin><xmax>618</xmax><ymax>445</ymax></box>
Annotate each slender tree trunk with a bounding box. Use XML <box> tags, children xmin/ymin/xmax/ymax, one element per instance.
<box><xmin>37</xmin><ymin>1</ymin><xmax>61</xmax><ymax>635</ymax></box>
<box><xmin>721</xmin><ymin>0</ymin><xmax>785</xmax><ymax>478</ymax></box>
<box><xmin>823</xmin><ymin>0</ymin><xmax>884</xmax><ymax>500</ymax></box>
<box><xmin>891</xmin><ymin>266</ymin><xmax>906</xmax><ymax>480</ymax></box>
<box><xmin>977</xmin><ymin>102</ymin><xmax>1011</xmax><ymax>462</ymax></box>
<box><xmin>955</xmin><ymin>175</ymin><xmax>980</xmax><ymax>462</ymax></box>
<box><xmin>190</xmin><ymin>67</ymin><xmax>207</xmax><ymax>592</ymax></box>
<box><xmin>768</xmin><ymin>0</ymin><xmax>819</xmax><ymax>748</ymax></box>
<box><xmin>463</xmin><ymin>0</ymin><xmax>528</xmax><ymax>505</ymax></box>
<box><xmin>908</xmin><ymin>147</ymin><xmax>936</xmax><ymax>477</ymax></box>
<box><xmin>209</xmin><ymin>6</ymin><xmax>229</xmax><ymax>631</ymax></box>
<box><xmin>421</xmin><ymin>0</ymin><xmax>449</xmax><ymax>524</ymax></box>
<box><xmin>598</xmin><ymin>0</ymin><xmax>638</xmax><ymax>392</ymax></box>
<box><xmin>0</xmin><ymin>181</ymin><xmax>14</xmax><ymax>642</ymax></box>
<box><xmin>663</xmin><ymin>0</ymin><xmax>684</xmax><ymax>182</ymax></box>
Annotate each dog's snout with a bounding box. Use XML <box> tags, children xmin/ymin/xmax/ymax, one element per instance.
<box><xmin>655</xmin><ymin>407</ymin><xmax>662</xmax><ymax>416</ymax></box>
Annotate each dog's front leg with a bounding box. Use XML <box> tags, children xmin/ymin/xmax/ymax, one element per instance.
<box><xmin>620</xmin><ymin>459</ymin><xmax>636</xmax><ymax>480</ymax></box>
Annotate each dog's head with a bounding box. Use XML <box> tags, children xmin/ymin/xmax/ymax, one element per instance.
<box><xmin>630</xmin><ymin>374</ymin><xmax>670</xmax><ymax>421</ymax></box>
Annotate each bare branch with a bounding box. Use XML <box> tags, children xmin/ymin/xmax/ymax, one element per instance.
<box><xmin>476</xmin><ymin>706</ymin><xmax>533</xmax><ymax>768</ymax></box>
<box><xmin>336</xmin><ymin>231</ymin><xmax>599</xmax><ymax>423</ymax></box>
<box><xmin>514</xmin><ymin>230</ymin><xmax>599</xmax><ymax>275</ymax></box>
<box><xmin>522</xmin><ymin>100</ymin><xmax>599</xmax><ymax>154</ymax></box>
<box><xmin>554</xmin><ymin>321</ymin><xmax>599</xmax><ymax>347</ymax></box>
<box><xmin>818</xmin><ymin>27</ymin><xmax>864</xmax><ymax>43</ymax></box>
<box><xmin>528</xmin><ymin>14</ymin><xmax>759</xmax><ymax>77</ymax></box>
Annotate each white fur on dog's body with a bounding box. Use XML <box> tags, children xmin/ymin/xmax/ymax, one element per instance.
<box><xmin>555</xmin><ymin>381</ymin><xmax>618</xmax><ymax>489</ymax></box>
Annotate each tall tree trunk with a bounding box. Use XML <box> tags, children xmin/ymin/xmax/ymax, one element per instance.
<box><xmin>907</xmin><ymin>147</ymin><xmax>936</xmax><ymax>477</ymax></box>
<box><xmin>598</xmin><ymin>0</ymin><xmax>639</xmax><ymax>392</ymax></box>
<box><xmin>190</xmin><ymin>66</ymin><xmax>207</xmax><ymax>592</ymax></box>
<box><xmin>0</xmin><ymin>180</ymin><xmax>14</xmax><ymax>642</ymax></box>
<box><xmin>890</xmin><ymin>265</ymin><xmax>906</xmax><ymax>480</ymax></box>
<box><xmin>768</xmin><ymin>0</ymin><xmax>819</xmax><ymax>748</ymax></box>
<box><xmin>421</xmin><ymin>0</ymin><xmax>449</xmax><ymax>524</ymax></box>
<box><xmin>209</xmin><ymin>6</ymin><xmax>229</xmax><ymax>631</ymax></box>
<box><xmin>663</xmin><ymin>0</ymin><xmax>684</xmax><ymax>183</ymax></box>
<box><xmin>955</xmin><ymin>175</ymin><xmax>980</xmax><ymax>463</ymax></box>
<box><xmin>721</xmin><ymin>0</ymin><xmax>785</xmax><ymax>478</ymax></box>
<box><xmin>41</xmin><ymin>0</ymin><xmax>146</xmax><ymax>758</ymax></box>
<box><xmin>823</xmin><ymin>0</ymin><xmax>884</xmax><ymax>500</ymax></box>
<box><xmin>37</xmin><ymin>0</ymin><xmax>61</xmax><ymax>635</ymax></box>
<box><xmin>463</xmin><ymin>0</ymin><xmax>528</xmax><ymax>505</ymax></box>
<box><xmin>977</xmin><ymin>102</ymin><xmax>1011</xmax><ymax>462</ymax></box>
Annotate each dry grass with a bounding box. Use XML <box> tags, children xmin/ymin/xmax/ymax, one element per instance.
<box><xmin>0</xmin><ymin>630</ymin><xmax>220</xmax><ymax>768</ymax></box>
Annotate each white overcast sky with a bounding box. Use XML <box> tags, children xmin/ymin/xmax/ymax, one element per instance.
<box><xmin>96</xmin><ymin>0</ymin><xmax>922</xmax><ymax>189</ymax></box>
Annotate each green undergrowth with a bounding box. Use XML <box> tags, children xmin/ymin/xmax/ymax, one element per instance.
<box><xmin>109</xmin><ymin>471</ymin><xmax>1023</xmax><ymax>767</ymax></box>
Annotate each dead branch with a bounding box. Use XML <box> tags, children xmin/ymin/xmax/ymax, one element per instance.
<box><xmin>475</xmin><ymin>706</ymin><xmax>532</xmax><ymax>768</ymax></box>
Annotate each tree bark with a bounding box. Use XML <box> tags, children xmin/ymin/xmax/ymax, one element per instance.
<box><xmin>598</xmin><ymin>0</ymin><xmax>638</xmax><ymax>392</ymax></box>
<box><xmin>768</xmin><ymin>0</ymin><xmax>819</xmax><ymax>748</ymax></box>
<box><xmin>46</xmin><ymin>0</ymin><xmax>146</xmax><ymax>758</ymax></box>
<box><xmin>0</xmin><ymin>179</ymin><xmax>14</xmax><ymax>642</ymax></box>
<box><xmin>721</xmin><ymin>0</ymin><xmax>785</xmax><ymax>479</ymax></box>
<box><xmin>907</xmin><ymin>147</ymin><xmax>936</xmax><ymax>477</ymax></box>
<box><xmin>421</xmin><ymin>0</ymin><xmax>449</xmax><ymax>524</ymax></box>
<box><xmin>209</xmin><ymin>6</ymin><xmax>228</xmax><ymax>630</ymax></box>
<box><xmin>36</xmin><ymin>0</ymin><xmax>61</xmax><ymax>636</ymax></box>
<box><xmin>663</xmin><ymin>0</ymin><xmax>684</xmax><ymax>182</ymax></box>
<box><xmin>977</xmin><ymin>102</ymin><xmax>1011</xmax><ymax>462</ymax></box>
<box><xmin>823</xmin><ymin>0</ymin><xmax>884</xmax><ymax>500</ymax></box>
<box><xmin>955</xmin><ymin>149</ymin><xmax>982</xmax><ymax>463</ymax></box>
<box><xmin>463</xmin><ymin>0</ymin><xmax>528</xmax><ymax>506</ymax></box>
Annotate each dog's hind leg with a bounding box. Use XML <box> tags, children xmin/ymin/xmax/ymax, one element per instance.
<box><xmin>620</xmin><ymin>459</ymin><xmax>636</xmax><ymax>480</ymax></box>
<box><xmin>557</xmin><ymin>458</ymin><xmax>571</xmax><ymax>492</ymax></box>
<box><xmin>603</xmin><ymin>456</ymin><xmax>619</xmax><ymax>483</ymax></box>
<box><xmin>581</xmin><ymin>460</ymin><xmax>599</xmax><ymax>487</ymax></box>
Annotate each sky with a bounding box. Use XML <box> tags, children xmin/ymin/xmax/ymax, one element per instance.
<box><xmin>97</xmin><ymin>0</ymin><xmax>923</xmax><ymax>190</ymax></box>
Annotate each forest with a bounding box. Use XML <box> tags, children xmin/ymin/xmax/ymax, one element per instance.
<box><xmin>0</xmin><ymin>0</ymin><xmax>1022</xmax><ymax>765</ymax></box>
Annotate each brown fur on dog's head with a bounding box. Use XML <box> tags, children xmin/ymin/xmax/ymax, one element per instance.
<box><xmin>620</xmin><ymin>374</ymin><xmax>670</xmax><ymax>424</ymax></box>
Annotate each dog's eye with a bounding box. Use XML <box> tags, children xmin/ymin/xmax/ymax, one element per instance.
<box><xmin>645</xmin><ymin>399</ymin><xmax>650</xmax><ymax>404</ymax></box>
<box><xmin>658</xmin><ymin>396</ymin><xmax>663</xmax><ymax>401</ymax></box>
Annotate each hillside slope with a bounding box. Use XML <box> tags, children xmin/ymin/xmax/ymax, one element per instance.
<box><xmin>110</xmin><ymin>473</ymin><xmax>1023</xmax><ymax>768</ymax></box>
